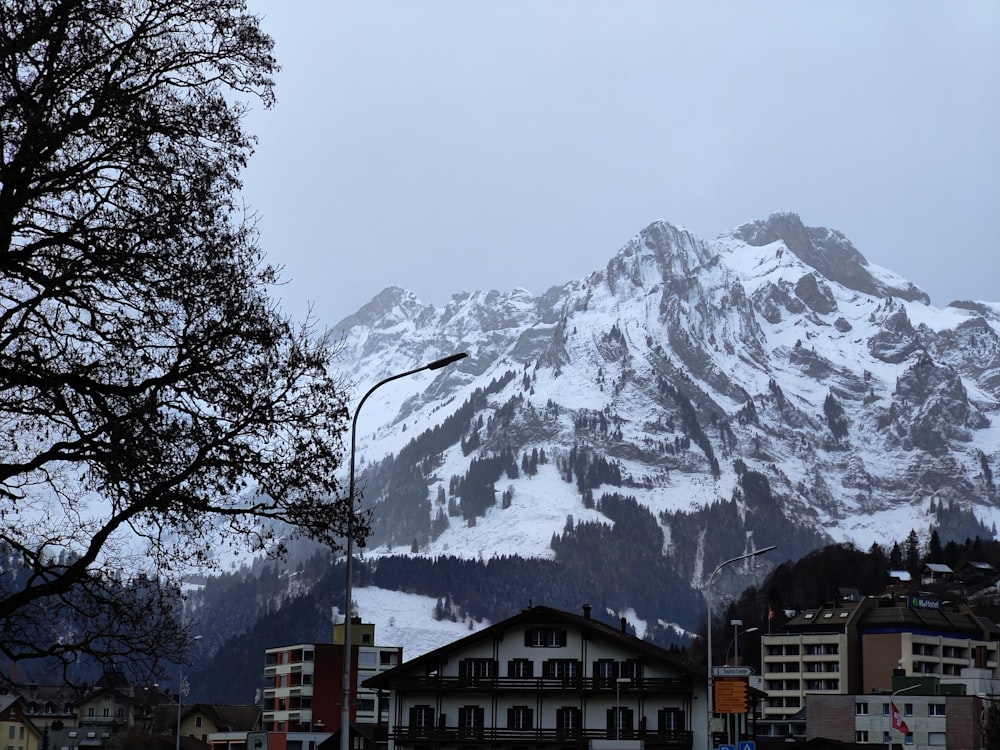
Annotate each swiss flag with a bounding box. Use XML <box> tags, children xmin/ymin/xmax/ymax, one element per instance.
<box><xmin>891</xmin><ymin>702</ymin><xmax>910</xmax><ymax>734</ymax></box>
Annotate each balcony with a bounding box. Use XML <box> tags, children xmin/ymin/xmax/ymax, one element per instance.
<box><xmin>391</xmin><ymin>725</ymin><xmax>693</xmax><ymax>748</ymax></box>
<box><xmin>386</xmin><ymin>675</ymin><xmax>692</xmax><ymax>695</ymax></box>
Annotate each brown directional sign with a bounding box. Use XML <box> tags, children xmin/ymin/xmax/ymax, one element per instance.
<box><xmin>714</xmin><ymin>675</ymin><xmax>749</xmax><ymax>714</ymax></box>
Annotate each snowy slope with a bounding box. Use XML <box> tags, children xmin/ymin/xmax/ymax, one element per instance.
<box><xmin>331</xmin><ymin>212</ymin><xmax>1000</xmax><ymax>589</ymax></box>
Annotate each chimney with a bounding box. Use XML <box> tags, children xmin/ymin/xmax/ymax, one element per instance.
<box><xmin>583</xmin><ymin>604</ymin><xmax>592</xmax><ymax>620</ymax></box>
<box><xmin>621</xmin><ymin>617</ymin><xmax>628</xmax><ymax>633</ymax></box>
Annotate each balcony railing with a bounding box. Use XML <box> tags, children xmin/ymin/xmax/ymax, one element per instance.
<box><xmin>389</xmin><ymin>724</ymin><xmax>693</xmax><ymax>748</ymax></box>
<box><xmin>386</xmin><ymin>675</ymin><xmax>692</xmax><ymax>694</ymax></box>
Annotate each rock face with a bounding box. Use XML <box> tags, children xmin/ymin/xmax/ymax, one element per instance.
<box><xmin>331</xmin><ymin>213</ymin><xmax>1000</xmax><ymax>582</ymax></box>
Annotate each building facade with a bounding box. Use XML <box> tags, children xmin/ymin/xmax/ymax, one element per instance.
<box><xmin>365</xmin><ymin>604</ymin><xmax>706</xmax><ymax>750</ymax></box>
<box><xmin>261</xmin><ymin>621</ymin><xmax>402</xmax><ymax>738</ymax></box>
<box><xmin>760</xmin><ymin>596</ymin><xmax>1000</xmax><ymax>724</ymax></box>
<box><xmin>806</xmin><ymin>677</ymin><xmax>992</xmax><ymax>748</ymax></box>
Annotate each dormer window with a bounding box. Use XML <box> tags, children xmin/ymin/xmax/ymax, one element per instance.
<box><xmin>526</xmin><ymin>627</ymin><xmax>566</xmax><ymax>647</ymax></box>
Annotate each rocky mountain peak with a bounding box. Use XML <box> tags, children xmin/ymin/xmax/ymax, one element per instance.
<box><xmin>730</xmin><ymin>212</ymin><xmax>929</xmax><ymax>304</ymax></box>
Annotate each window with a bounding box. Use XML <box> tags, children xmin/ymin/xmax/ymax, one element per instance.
<box><xmin>904</xmin><ymin>733</ymin><xmax>914</xmax><ymax>745</ymax></box>
<box><xmin>856</xmin><ymin>731</ymin><xmax>869</xmax><ymax>743</ymax></box>
<box><xmin>596</xmin><ymin>659</ymin><xmax>617</xmax><ymax>680</ymax></box>
<box><xmin>929</xmin><ymin>703</ymin><xmax>946</xmax><ymax>716</ymax></box>
<box><xmin>526</xmin><ymin>627</ymin><xmax>566</xmax><ymax>647</ymax></box>
<box><xmin>508</xmin><ymin>659</ymin><xmax>533</xmax><ymax>679</ymax></box>
<box><xmin>856</xmin><ymin>702</ymin><xmax>868</xmax><ymax>715</ymax></box>
<box><xmin>87</xmin><ymin>708</ymin><xmax>95</xmax><ymax>717</ymax></box>
<box><xmin>457</xmin><ymin>706</ymin><xmax>484</xmax><ymax>738</ymax></box>
<box><xmin>928</xmin><ymin>731</ymin><xmax>947</xmax><ymax>745</ymax></box>
<box><xmin>607</xmin><ymin>707</ymin><xmax>635</xmax><ymax>738</ymax></box>
<box><xmin>461</xmin><ymin>659</ymin><xmax>496</xmax><ymax>681</ymax></box>
<box><xmin>508</xmin><ymin>706</ymin><xmax>533</xmax><ymax>729</ymax></box>
<box><xmin>380</xmin><ymin>651</ymin><xmax>394</xmax><ymax>665</ymax></box>
<box><xmin>195</xmin><ymin>716</ymin><xmax>203</xmax><ymax>727</ymax></box>
<box><xmin>659</xmin><ymin>707</ymin><xmax>685</xmax><ymax>732</ymax></box>
<box><xmin>882</xmin><ymin>704</ymin><xmax>890</xmax><ymax>716</ymax></box>
<box><xmin>544</xmin><ymin>659</ymin><xmax>580</xmax><ymax>679</ymax></box>
<box><xmin>557</xmin><ymin>706</ymin><xmax>582</xmax><ymax>737</ymax></box>
<box><xmin>409</xmin><ymin>705</ymin><xmax>434</xmax><ymax>737</ymax></box>
<box><xmin>904</xmin><ymin>703</ymin><xmax>913</xmax><ymax>717</ymax></box>
<box><xmin>357</xmin><ymin>698</ymin><xmax>375</xmax><ymax>712</ymax></box>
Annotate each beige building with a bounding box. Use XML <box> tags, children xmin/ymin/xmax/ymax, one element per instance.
<box><xmin>760</xmin><ymin>595</ymin><xmax>1000</xmax><ymax>735</ymax></box>
<box><xmin>0</xmin><ymin>695</ymin><xmax>43</xmax><ymax>750</ymax></box>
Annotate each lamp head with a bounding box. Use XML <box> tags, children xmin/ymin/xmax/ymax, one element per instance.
<box><xmin>426</xmin><ymin>352</ymin><xmax>467</xmax><ymax>370</ymax></box>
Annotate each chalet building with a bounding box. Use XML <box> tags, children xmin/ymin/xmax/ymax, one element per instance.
<box><xmin>364</xmin><ymin>603</ymin><xmax>706</xmax><ymax>750</ymax></box>
<box><xmin>759</xmin><ymin>595</ymin><xmax>1000</xmax><ymax>741</ymax></box>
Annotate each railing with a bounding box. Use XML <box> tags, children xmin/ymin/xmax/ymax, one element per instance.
<box><xmin>390</xmin><ymin>725</ymin><xmax>693</xmax><ymax>747</ymax></box>
<box><xmin>388</xmin><ymin>675</ymin><xmax>692</xmax><ymax>694</ymax></box>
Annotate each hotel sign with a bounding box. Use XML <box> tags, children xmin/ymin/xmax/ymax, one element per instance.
<box><xmin>910</xmin><ymin>596</ymin><xmax>941</xmax><ymax>610</ymax></box>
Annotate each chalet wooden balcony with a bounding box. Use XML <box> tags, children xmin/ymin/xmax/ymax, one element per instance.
<box><xmin>387</xmin><ymin>725</ymin><xmax>693</xmax><ymax>748</ymax></box>
<box><xmin>387</xmin><ymin>675</ymin><xmax>693</xmax><ymax>695</ymax></box>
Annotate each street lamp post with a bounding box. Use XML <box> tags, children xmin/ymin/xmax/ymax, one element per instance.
<box><xmin>176</xmin><ymin>635</ymin><xmax>202</xmax><ymax>750</ymax></box>
<box><xmin>340</xmin><ymin>352</ymin><xmax>467</xmax><ymax>750</ymax></box>
<box><xmin>616</xmin><ymin>677</ymin><xmax>631</xmax><ymax>740</ymax></box>
<box><xmin>726</xmin><ymin>623</ymin><xmax>759</xmax><ymax>744</ymax></box>
<box><xmin>704</xmin><ymin>545</ymin><xmax>777</xmax><ymax>750</ymax></box>
<box><xmin>887</xmin><ymin>683</ymin><xmax>919</xmax><ymax>750</ymax></box>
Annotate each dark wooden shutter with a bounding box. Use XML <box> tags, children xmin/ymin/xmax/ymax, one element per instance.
<box><xmin>507</xmin><ymin>707</ymin><xmax>515</xmax><ymax>728</ymax></box>
<box><xmin>559</xmin><ymin>629</ymin><xmax>567</xmax><ymax>646</ymax></box>
<box><xmin>524</xmin><ymin>629</ymin><xmax>533</xmax><ymax>646</ymax></box>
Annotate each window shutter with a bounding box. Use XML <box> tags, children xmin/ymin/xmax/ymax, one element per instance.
<box><xmin>507</xmin><ymin>708</ymin><xmax>515</xmax><ymax>728</ymax></box>
<box><xmin>525</xmin><ymin>707</ymin><xmax>533</xmax><ymax>728</ymax></box>
<box><xmin>524</xmin><ymin>629</ymin><xmax>532</xmax><ymax>646</ymax></box>
<box><xmin>559</xmin><ymin>629</ymin><xmax>567</xmax><ymax>646</ymax></box>
<box><xmin>607</xmin><ymin>708</ymin><xmax>616</xmax><ymax>733</ymax></box>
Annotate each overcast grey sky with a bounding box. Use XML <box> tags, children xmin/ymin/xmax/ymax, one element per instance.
<box><xmin>240</xmin><ymin>1</ymin><xmax>999</xmax><ymax>328</ymax></box>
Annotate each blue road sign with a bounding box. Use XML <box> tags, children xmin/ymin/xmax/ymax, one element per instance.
<box><xmin>718</xmin><ymin>745</ymin><xmax>736</xmax><ymax>750</ymax></box>
<box><xmin>739</xmin><ymin>741</ymin><xmax>756</xmax><ymax>750</ymax></box>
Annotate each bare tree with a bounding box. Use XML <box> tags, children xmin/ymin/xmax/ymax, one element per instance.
<box><xmin>0</xmin><ymin>0</ymin><xmax>356</xmax><ymax>679</ymax></box>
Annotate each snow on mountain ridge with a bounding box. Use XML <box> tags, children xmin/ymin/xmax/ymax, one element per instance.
<box><xmin>331</xmin><ymin>213</ymin><xmax>1000</xmax><ymax>577</ymax></box>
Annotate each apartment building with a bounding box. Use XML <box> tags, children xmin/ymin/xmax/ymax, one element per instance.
<box><xmin>759</xmin><ymin>595</ymin><xmax>1000</xmax><ymax>738</ymax></box>
<box><xmin>261</xmin><ymin>620</ymin><xmax>402</xmax><ymax>737</ymax></box>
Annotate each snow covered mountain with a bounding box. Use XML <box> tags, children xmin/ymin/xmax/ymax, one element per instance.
<box><xmin>330</xmin><ymin>211</ymin><xmax>999</xmax><ymax>600</ymax></box>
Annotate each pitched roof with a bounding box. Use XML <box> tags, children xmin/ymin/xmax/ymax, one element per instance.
<box><xmin>365</xmin><ymin>604</ymin><xmax>702</xmax><ymax>689</ymax></box>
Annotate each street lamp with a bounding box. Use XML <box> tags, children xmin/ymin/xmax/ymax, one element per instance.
<box><xmin>887</xmin><ymin>683</ymin><xmax>919</xmax><ymax>750</ymax></box>
<box><xmin>727</xmin><ymin>624</ymin><xmax>759</xmax><ymax>666</ymax></box>
<box><xmin>704</xmin><ymin>545</ymin><xmax>777</xmax><ymax>750</ymax></box>
<box><xmin>726</xmin><ymin>623</ymin><xmax>759</xmax><ymax>745</ymax></box>
<box><xmin>340</xmin><ymin>352</ymin><xmax>468</xmax><ymax>750</ymax></box>
<box><xmin>176</xmin><ymin>635</ymin><xmax>202</xmax><ymax>750</ymax></box>
<box><xmin>616</xmin><ymin>677</ymin><xmax>631</xmax><ymax>740</ymax></box>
